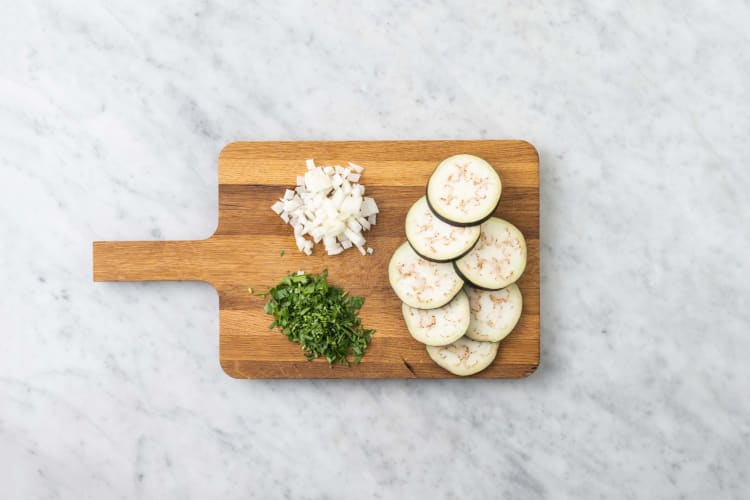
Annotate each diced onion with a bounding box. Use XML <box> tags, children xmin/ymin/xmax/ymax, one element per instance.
<box><xmin>271</xmin><ymin>159</ymin><xmax>379</xmax><ymax>256</ymax></box>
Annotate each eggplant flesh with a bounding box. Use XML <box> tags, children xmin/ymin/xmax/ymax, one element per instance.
<box><xmin>388</xmin><ymin>242</ymin><xmax>464</xmax><ymax>309</ymax></box>
<box><xmin>426</xmin><ymin>336</ymin><xmax>499</xmax><ymax>376</ymax></box>
<box><xmin>402</xmin><ymin>290</ymin><xmax>470</xmax><ymax>346</ymax></box>
<box><xmin>465</xmin><ymin>284</ymin><xmax>522</xmax><ymax>342</ymax></box>
<box><xmin>454</xmin><ymin>217</ymin><xmax>527</xmax><ymax>290</ymax></box>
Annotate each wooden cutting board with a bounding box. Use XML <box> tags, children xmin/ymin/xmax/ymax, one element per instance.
<box><xmin>93</xmin><ymin>140</ymin><xmax>539</xmax><ymax>378</ymax></box>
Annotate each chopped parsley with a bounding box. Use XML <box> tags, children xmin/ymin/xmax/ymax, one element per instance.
<box><xmin>262</xmin><ymin>269</ymin><xmax>374</xmax><ymax>365</ymax></box>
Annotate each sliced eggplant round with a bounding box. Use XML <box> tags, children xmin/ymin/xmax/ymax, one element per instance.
<box><xmin>426</xmin><ymin>337</ymin><xmax>499</xmax><ymax>376</ymax></box>
<box><xmin>454</xmin><ymin>217</ymin><xmax>527</xmax><ymax>290</ymax></box>
<box><xmin>465</xmin><ymin>284</ymin><xmax>522</xmax><ymax>342</ymax></box>
<box><xmin>402</xmin><ymin>289</ymin><xmax>470</xmax><ymax>346</ymax></box>
<box><xmin>388</xmin><ymin>242</ymin><xmax>464</xmax><ymax>309</ymax></box>
<box><xmin>425</xmin><ymin>154</ymin><xmax>502</xmax><ymax>226</ymax></box>
<box><xmin>405</xmin><ymin>196</ymin><xmax>480</xmax><ymax>262</ymax></box>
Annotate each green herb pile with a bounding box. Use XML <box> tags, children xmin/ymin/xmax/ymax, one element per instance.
<box><xmin>262</xmin><ymin>269</ymin><xmax>374</xmax><ymax>365</ymax></box>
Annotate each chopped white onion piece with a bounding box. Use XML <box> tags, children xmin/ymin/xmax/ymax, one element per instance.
<box><xmin>340</xmin><ymin>195</ymin><xmax>362</xmax><ymax>216</ymax></box>
<box><xmin>323</xmin><ymin>235</ymin><xmax>336</xmax><ymax>248</ymax></box>
<box><xmin>327</xmin><ymin>245</ymin><xmax>344</xmax><ymax>256</ymax></box>
<box><xmin>345</xmin><ymin>228</ymin><xmax>366</xmax><ymax>246</ymax></box>
<box><xmin>330</xmin><ymin>189</ymin><xmax>345</xmax><ymax>208</ymax></box>
<box><xmin>361</xmin><ymin>197</ymin><xmax>379</xmax><ymax>216</ymax></box>
<box><xmin>295</xmin><ymin>236</ymin><xmax>306</xmax><ymax>251</ymax></box>
<box><xmin>306</xmin><ymin>159</ymin><xmax>315</xmax><ymax>170</ymax></box>
<box><xmin>304</xmin><ymin>169</ymin><xmax>332</xmax><ymax>193</ymax></box>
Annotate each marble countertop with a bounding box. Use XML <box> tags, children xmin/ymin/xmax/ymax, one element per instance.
<box><xmin>2</xmin><ymin>1</ymin><xmax>749</xmax><ymax>498</ymax></box>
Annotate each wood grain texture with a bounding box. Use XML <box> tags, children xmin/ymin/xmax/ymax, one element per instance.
<box><xmin>93</xmin><ymin>140</ymin><xmax>540</xmax><ymax>378</ymax></box>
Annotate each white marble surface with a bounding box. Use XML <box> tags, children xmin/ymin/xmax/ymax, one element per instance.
<box><xmin>2</xmin><ymin>1</ymin><xmax>749</xmax><ymax>498</ymax></box>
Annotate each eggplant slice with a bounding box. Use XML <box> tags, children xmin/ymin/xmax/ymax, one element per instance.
<box><xmin>405</xmin><ymin>196</ymin><xmax>481</xmax><ymax>262</ymax></box>
<box><xmin>388</xmin><ymin>242</ymin><xmax>464</xmax><ymax>309</ymax></box>
<box><xmin>425</xmin><ymin>154</ymin><xmax>502</xmax><ymax>226</ymax></box>
<box><xmin>402</xmin><ymin>289</ymin><xmax>470</xmax><ymax>346</ymax></box>
<box><xmin>426</xmin><ymin>336</ymin><xmax>499</xmax><ymax>376</ymax></box>
<box><xmin>465</xmin><ymin>284</ymin><xmax>522</xmax><ymax>342</ymax></box>
<box><xmin>454</xmin><ymin>217</ymin><xmax>527</xmax><ymax>290</ymax></box>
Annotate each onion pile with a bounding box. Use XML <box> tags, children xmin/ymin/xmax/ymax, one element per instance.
<box><xmin>271</xmin><ymin>159</ymin><xmax>379</xmax><ymax>256</ymax></box>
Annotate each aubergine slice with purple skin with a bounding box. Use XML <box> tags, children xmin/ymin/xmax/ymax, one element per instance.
<box><xmin>425</xmin><ymin>154</ymin><xmax>502</xmax><ymax>227</ymax></box>
<box><xmin>454</xmin><ymin>217</ymin><xmax>527</xmax><ymax>290</ymax></box>
<box><xmin>405</xmin><ymin>196</ymin><xmax>480</xmax><ymax>262</ymax></box>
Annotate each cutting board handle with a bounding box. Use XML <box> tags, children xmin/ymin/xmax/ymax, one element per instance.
<box><xmin>93</xmin><ymin>240</ymin><xmax>213</xmax><ymax>283</ymax></box>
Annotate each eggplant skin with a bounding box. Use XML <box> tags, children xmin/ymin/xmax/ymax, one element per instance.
<box><xmin>405</xmin><ymin>196</ymin><xmax>481</xmax><ymax>262</ymax></box>
<box><xmin>452</xmin><ymin>261</ymin><xmax>505</xmax><ymax>291</ymax></box>
<box><xmin>427</xmin><ymin>285</ymin><xmax>464</xmax><ymax>310</ymax></box>
<box><xmin>424</xmin><ymin>186</ymin><xmax>499</xmax><ymax>227</ymax></box>
<box><xmin>406</xmin><ymin>236</ymin><xmax>479</xmax><ymax>264</ymax></box>
<box><xmin>453</xmin><ymin>217</ymin><xmax>527</xmax><ymax>290</ymax></box>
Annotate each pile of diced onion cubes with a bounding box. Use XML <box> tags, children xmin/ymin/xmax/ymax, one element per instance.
<box><xmin>271</xmin><ymin>159</ymin><xmax>379</xmax><ymax>256</ymax></box>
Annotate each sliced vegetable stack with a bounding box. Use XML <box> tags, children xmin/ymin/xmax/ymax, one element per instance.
<box><xmin>389</xmin><ymin>154</ymin><xmax>527</xmax><ymax>376</ymax></box>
